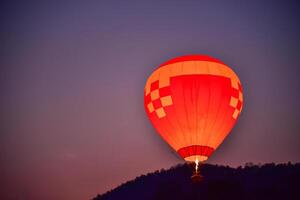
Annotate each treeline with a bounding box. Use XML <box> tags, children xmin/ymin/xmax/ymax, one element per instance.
<box><xmin>94</xmin><ymin>162</ymin><xmax>300</xmax><ymax>200</ymax></box>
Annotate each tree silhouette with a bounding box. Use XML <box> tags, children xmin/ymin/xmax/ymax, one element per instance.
<box><xmin>94</xmin><ymin>163</ymin><xmax>300</xmax><ymax>200</ymax></box>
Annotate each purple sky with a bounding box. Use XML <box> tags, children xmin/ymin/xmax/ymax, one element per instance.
<box><xmin>1</xmin><ymin>1</ymin><xmax>300</xmax><ymax>200</ymax></box>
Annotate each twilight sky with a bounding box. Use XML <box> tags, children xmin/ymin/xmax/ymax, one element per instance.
<box><xmin>1</xmin><ymin>1</ymin><xmax>300</xmax><ymax>200</ymax></box>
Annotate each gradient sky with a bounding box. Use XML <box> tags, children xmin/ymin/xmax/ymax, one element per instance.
<box><xmin>1</xmin><ymin>1</ymin><xmax>300</xmax><ymax>200</ymax></box>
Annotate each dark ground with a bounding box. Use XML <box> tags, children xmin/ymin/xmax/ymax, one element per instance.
<box><xmin>94</xmin><ymin>162</ymin><xmax>300</xmax><ymax>200</ymax></box>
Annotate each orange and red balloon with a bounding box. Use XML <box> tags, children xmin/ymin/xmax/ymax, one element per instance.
<box><xmin>144</xmin><ymin>55</ymin><xmax>243</xmax><ymax>163</ymax></box>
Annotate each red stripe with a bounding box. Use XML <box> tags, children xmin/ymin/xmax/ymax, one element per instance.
<box><xmin>159</xmin><ymin>55</ymin><xmax>225</xmax><ymax>68</ymax></box>
<box><xmin>159</xmin><ymin>86</ymin><xmax>171</xmax><ymax>97</ymax></box>
<box><xmin>236</xmin><ymin>101</ymin><xmax>242</xmax><ymax>110</ymax></box>
<box><xmin>238</xmin><ymin>82</ymin><xmax>243</xmax><ymax>92</ymax></box>
<box><xmin>144</xmin><ymin>94</ymin><xmax>151</xmax><ymax>104</ymax></box>
<box><xmin>152</xmin><ymin>98</ymin><xmax>162</xmax><ymax>109</ymax></box>
<box><xmin>177</xmin><ymin>145</ymin><xmax>215</xmax><ymax>158</ymax></box>
<box><xmin>231</xmin><ymin>88</ymin><xmax>239</xmax><ymax>98</ymax></box>
<box><xmin>150</xmin><ymin>80</ymin><xmax>159</xmax><ymax>91</ymax></box>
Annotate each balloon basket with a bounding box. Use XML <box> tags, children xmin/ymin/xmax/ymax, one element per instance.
<box><xmin>191</xmin><ymin>172</ymin><xmax>203</xmax><ymax>183</ymax></box>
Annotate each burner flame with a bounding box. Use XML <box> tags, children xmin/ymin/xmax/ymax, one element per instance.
<box><xmin>195</xmin><ymin>158</ymin><xmax>199</xmax><ymax>173</ymax></box>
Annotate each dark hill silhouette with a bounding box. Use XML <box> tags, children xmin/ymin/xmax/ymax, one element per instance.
<box><xmin>94</xmin><ymin>162</ymin><xmax>300</xmax><ymax>200</ymax></box>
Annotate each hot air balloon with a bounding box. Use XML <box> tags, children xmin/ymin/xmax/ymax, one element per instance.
<box><xmin>144</xmin><ymin>55</ymin><xmax>243</xmax><ymax>179</ymax></box>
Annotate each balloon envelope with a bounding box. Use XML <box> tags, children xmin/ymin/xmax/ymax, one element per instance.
<box><xmin>144</xmin><ymin>55</ymin><xmax>243</xmax><ymax>162</ymax></box>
